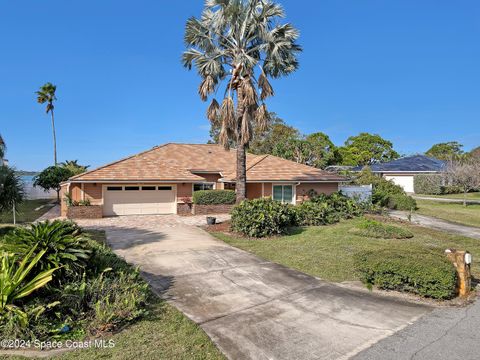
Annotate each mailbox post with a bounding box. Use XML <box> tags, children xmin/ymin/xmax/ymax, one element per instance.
<box><xmin>445</xmin><ymin>249</ymin><xmax>472</xmax><ymax>297</ymax></box>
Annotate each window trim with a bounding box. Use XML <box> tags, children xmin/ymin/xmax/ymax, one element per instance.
<box><xmin>272</xmin><ymin>184</ymin><xmax>295</xmax><ymax>204</ymax></box>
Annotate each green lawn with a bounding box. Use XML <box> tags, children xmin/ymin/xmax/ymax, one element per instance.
<box><xmin>212</xmin><ymin>217</ymin><xmax>480</xmax><ymax>283</ymax></box>
<box><xmin>0</xmin><ymin>199</ymin><xmax>54</xmax><ymax>225</ymax></box>
<box><xmin>415</xmin><ymin>199</ymin><xmax>480</xmax><ymax>228</ymax></box>
<box><xmin>417</xmin><ymin>192</ymin><xmax>480</xmax><ymax>200</ymax></box>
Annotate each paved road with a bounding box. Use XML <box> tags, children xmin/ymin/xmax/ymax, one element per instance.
<box><xmin>354</xmin><ymin>294</ymin><xmax>480</xmax><ymax>360</ymax></box>
<box><xmin>389</xmin><ymin>210</ymin><xmax>480</xmax><ymax>239</ymax></box>
<box><xmin>78</xmin><ymin>215</ymin><xmax>431</xmax><ymax>360</ymax></box>
<box><xmin>413</xmin><ymin>196</ymin><xmax>480</xmax><ymax>204</ymax></box>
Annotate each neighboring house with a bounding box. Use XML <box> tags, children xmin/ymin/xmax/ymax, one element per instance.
<box><xmin>60</xmin><ymin>143</ymin><xmax>345</xmax><ymax>217</ymax></box>
<box><xmin>354</xmin><ymin>155</ymin><xmax>445</xmax><ymax>193</ymax></box>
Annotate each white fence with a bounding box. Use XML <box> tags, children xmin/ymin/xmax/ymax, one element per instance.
<box><xmin>339</xmin><ymin>184</ymin><xmax>372</xmax><ymax>202</ymax></box>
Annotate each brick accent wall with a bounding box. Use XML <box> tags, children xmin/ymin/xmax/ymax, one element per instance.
<box><xmin>66</xmin><ymin>205</ymin><xmax>103</xmax><ymax>219</ymax></box>
<box><xmin>192</xmin><ymin>204</ymin><xmax>234</xmax><ymax>215</ymax></box>
<box><xmin>177</xmin><ymin>203</ymin><xmax>193</xmax><ymax>216</ymax></box>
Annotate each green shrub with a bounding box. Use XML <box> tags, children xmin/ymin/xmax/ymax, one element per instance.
<box><xmin>414</xmin><ymin>174</ymin><xmax>443</xmax><ymax>195</ymax></box>
<box><xmin>441</xmin><ymin>185</ymin><xmax>462</xmax><ymax>194</ymax></box>
<box><xmin>1</xmin><ymin>220</ymin><xmax>91</xmax><ymax>277</ymax></box>
<box><xmin>387</xmin><ymin>194</ymin><xmax>417</xmax><ymax>210</ymax></box>
<box><xmin>354</xmin><ymin>168</ymin><xmax>407</xmax><ymax>208</ymax></box>
<box><xmin>354</xmin><ymin>249</ymin><xmax>457</xmax><ymax>299</ymax></box>
<box><xmin>192</xmin><ymin>190</ymin><xmax>236</xmax><ymax>205</ymax></box>
<box><xmin>231</xmin><ymin>198</ymin><xmax>296</xmax><ymax>237</ymax></box>
<box><xmin>351</xmin><ymin>219</ymin><xmax>414</xmax><ymax>239</ymax></box>
<box><xmin>296</xmin><ymin>200</ymin><xmax>339</xmax><ymax>226</ymax></box>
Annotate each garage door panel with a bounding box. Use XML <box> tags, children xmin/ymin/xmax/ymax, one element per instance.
<box><xmin>103</xmin><ymin>186</ymin><xmax>176</xmax><ymax>216</ymax></box>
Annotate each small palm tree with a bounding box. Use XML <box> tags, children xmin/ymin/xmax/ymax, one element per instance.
<box><xmin>36</xmin><ymin>83</ymin><xmax>58</xmax><ymax>165</ymax></box>
<box><xmin>60</xmin><ymin>160</ymin><xmax>89</xmax><ymax>176</ymax></box>
<box><xmin>0</xmin><ymin>166</ymin><xmax>24</xmax><ymax>224</ymax></box>
<box><xmin>183</xmin><ymin>0</ymin><xmax>301</xmax><ymax>202</ymax></box>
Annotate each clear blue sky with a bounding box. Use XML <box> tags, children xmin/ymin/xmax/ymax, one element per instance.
<box><xmin>1</xmin><ymin>0</ymin><xmax>479</xmax><ymax>171</ymax></box>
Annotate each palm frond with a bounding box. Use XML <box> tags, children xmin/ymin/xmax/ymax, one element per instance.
<box><xmin>198</xmin><ymin>75</ymin><xmax>216</xmax><ymax>101</ymax></box>
<box><xmin>240</xmin><ymin>110</ymin><xmax>253</xmax><ymax>145</ymax></box>
<box><xmin>220</xmin><ymin>96</ymin><xmax>235</xmax><ymax>129</ymax></box>
<box><xmin>206</xmin><ymin>98</ymin><xmax>220</xmax><ymax>122</ymax></box>
<box><xmin>255</xmin><ymin>103</ymin><xmax>269</xmax><ymax>132</ymax></box>
<box><xmin>258</xmin><ymin>72</ymin><xmax>274</xmax><ymax>100</ymax></box>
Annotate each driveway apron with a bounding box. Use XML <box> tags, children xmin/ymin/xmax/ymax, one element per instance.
<box><xmin>78</xmin><ymin>215</ymin><xmax>431</xmax><ymax>360</ymax></box>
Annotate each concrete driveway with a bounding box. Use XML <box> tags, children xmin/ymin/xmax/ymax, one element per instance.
<box><xmin>78</xmin><ymin>215</ymin><xmax>431</xmax><ymax>360</ymax></box>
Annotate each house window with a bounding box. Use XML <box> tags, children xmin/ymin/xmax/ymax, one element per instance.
<box><xmin>106</xmin><ymin>186</ymin><xmax>122</xmax><ymax>191</ymax></box>
<box><xmin>142</xmin><ymin>186</ymin><xmax>156</xmax><ymax>191</ymax></box>
<box><xmin>125</xmin><ymin>186</ymin><xmax>140</xmax><ymax>191</ymax></box>
<box><xmin>157</xmin><ymin>186</ymin><xmax>172</xmax><ymax>191</ymax></box>
<box><xmin>272</xmin><ymin>185</ymin><xmax>293</xmax><ymax>204</ymax></box>
<box><xmin>193</xmin><ymin>183</ymin><xmax>214</xmax><ymax>191</ymax></box>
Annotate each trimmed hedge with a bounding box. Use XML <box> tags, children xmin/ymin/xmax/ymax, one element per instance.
<box><xmin>354</xmin><ymin>249</ymin><xmax>457</xmax><ymax>299</ymax></box>
<box><xmin>192</xmin><ymin>190</ymin><xmax>236</xmax><ymax>205</ymax></box>
<box><xmin>414</xmin><ymin>174</ymin><xmax>443</xmax><ymax>195</ymax></box>
<box><xmin>231</xmin><ymin>198</ymin><xmax>296</xmax><ymax>238</ymax></box>
<box><xmin>351</xmin><ymin>219</ymin><xmax>414</xmax><ymax>239</ymax></box>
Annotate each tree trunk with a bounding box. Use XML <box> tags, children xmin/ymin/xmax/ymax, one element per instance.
<box><xmin>464</xmin><ymin>190</ymin><xmax>467</xmax><ymax>207</ymax></box>
<box><xmin>51</xmin><ymin>109</ymin><xmax>57</xmax><ymax>166</ymax></box>
<box><xmin>235</xmin><ymin>85</ymin><xmax>247</xmax><ymax>203</ymax></box>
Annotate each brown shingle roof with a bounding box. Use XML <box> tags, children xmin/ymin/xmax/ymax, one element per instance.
<box><xmin>69</xmin><ymin>143</ymin><xmax>345</xmax><ymax>182</ymax></box>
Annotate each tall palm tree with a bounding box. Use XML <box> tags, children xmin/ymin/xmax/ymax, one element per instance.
<box><xmin>36</xmin><ymin>83</ymin><xmax>58</xmax><ymax>165</ymax></box>
<box><xmin>183</xmin><ymin>0</ymin><xmax>301</xmax><ymax>202</ymax></box>
<box><xmin>0</xmin><ymin>134</ymin><xmax>5</xmax><ymax>161</ymax></box>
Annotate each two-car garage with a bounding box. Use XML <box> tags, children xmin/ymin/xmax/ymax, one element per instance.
<box><xmin>103</xmin><ymin>185</ymin><xmax>176</xmax><ymax>216</ymax></box>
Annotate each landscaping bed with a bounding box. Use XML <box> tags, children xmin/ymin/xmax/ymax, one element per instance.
<box><xmin>415</xmin><ymin>199</ymin><xmax>480</xmax><ymax>228</ymax></box>
<box><xmin>0</xmin><ymin>222</ymin><xmax>224</xmax><ymax>359</ymax></box>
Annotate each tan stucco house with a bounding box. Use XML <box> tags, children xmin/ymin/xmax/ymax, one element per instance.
<box><xmin>61</xmin><ymin>143</ymin><xmax>346</xmax><ymax>217</ymax></box>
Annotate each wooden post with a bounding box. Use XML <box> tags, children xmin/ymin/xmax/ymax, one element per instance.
<box><xmin>445</xmin><ymin>249</ymin><xmax>472</xmax><ymax>297</ymax></box>
<box><xmin>12</xmin><ymin>201</ymin><xmax>16</xmax><ymax>225</ymax></box>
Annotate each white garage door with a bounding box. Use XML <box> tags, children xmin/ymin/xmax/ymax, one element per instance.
<box><xmin>384</xmin><ymin>176</ymin><xmax>414</xmax><ymax>193</ymax></box>
<box><xmin>103</xmin><ymin>185</ymin><xmax>176</xmax><ymax>216</ymax></box>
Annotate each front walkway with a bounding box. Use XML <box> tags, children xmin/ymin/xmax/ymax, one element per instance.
<box><xmin>389</xmin><ymin>210</ymin><xmax>480</xmax><ymax>239</ymax></box>
<box><xmin>77</xmin><ymin>215</ymin><xmax>431</xmax><ymax>360</ymax></box>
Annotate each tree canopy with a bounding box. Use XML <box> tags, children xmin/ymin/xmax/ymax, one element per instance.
<box><xmin>0</xmin><ymin>166</ymin><xmax>24</xmax><ymax>213</ymax></box>
<box><xmin>338</xmin><ymin>133</ymin><xmax>399</xmax><ymax>166</ymax></box>
<box><xmin>425</xmin><ymin>141</ymin><xmax>464</xmax><ymax>160</ymax></box>
<box><xmin>34</xmin><ymin>166</ymin><xmax>73</xmax><ymax>202</ymax></box>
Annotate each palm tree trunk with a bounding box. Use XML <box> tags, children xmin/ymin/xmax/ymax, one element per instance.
<box><xmin>51</xmin><ymin>109</ymin><xmax>57</xmax><ymax>166</ymax></box>
<box><xmin>235</xmin><ymin>86</ymin><xmax>247</xmax><ymax>203</ymax></box>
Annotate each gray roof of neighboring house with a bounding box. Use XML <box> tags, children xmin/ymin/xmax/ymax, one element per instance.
<box><xmin>353</xmin><ymin>155</ymin><xmax>446</xmax><ymax>173</ymax></box>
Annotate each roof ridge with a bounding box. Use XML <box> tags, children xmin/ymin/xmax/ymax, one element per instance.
<box><xmin>69</xmin><ymin>143</ymin><xmax>170</xmax><ymax>181</ymax></box>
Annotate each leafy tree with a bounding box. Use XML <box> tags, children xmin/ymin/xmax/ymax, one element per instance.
<box><xmin>469</xmin><ymin>146</ymin><xmax>480</xmax><ymax>161</ymax></box>
<box><xmin>249</xmin><ymin>115</ymin><xmax>299</xmax><ymax>155</ymax></box>
<box><xmin>36</xmin><ymin>83</ymin><xmax>58</xmax><ymax>165</ymax></box>
<box><xmin>303</xmin><ymin>132</ymin><xmax>339</xmax><ymax>168</ymax></box>
<box><xmin>0</xmin><ymin>166</ymin><xmax>24</xmax><ymax>224</ymax></box>
<box><xmin>34</xmin><ymin>166</ymin><xmax>73</xmax><ymax>203</ymax></box>
<box><xmin>60</xmin><ymin>160</ymin><xmax>89</xmax><ymax>176</ymax></box>
<box><xmin>425</xmin><ymin>141</ymin><xmax>464</xmax><ymax>161</ymax></box>
<box><xmin>0</xmin><ymin>134</ymin><xmax>5</xmax><ymax>160</ymax></box>
<box><xmin>183</xmin><ymin>0</ymin><xmax>301</xmax><ymax>202</ymax></box>
<box><xmin>338</xmin><ymin>133</ymin><xmax>399</xmax><ymax>166</ymax></box>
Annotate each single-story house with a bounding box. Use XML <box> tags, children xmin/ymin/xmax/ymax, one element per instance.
<box><xmin>354</xmin><ymin>155</ymin><xmax>445</xmax><ymax>193</ymax></box>
<box><xmin>60</xmin><ymin>143</ymin><xmax>346</xmax><ymax>217</ymax></box>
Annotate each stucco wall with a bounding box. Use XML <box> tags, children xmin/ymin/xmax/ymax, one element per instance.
<box><xmin>247</xmin><ymin>183</ymin><xmax>263</xmax><ymax>199</ymax></box>
<box><xmin>84</xmin><ymin>183</ymin><xmax>102</xmax><ymax>204</ymax></box>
